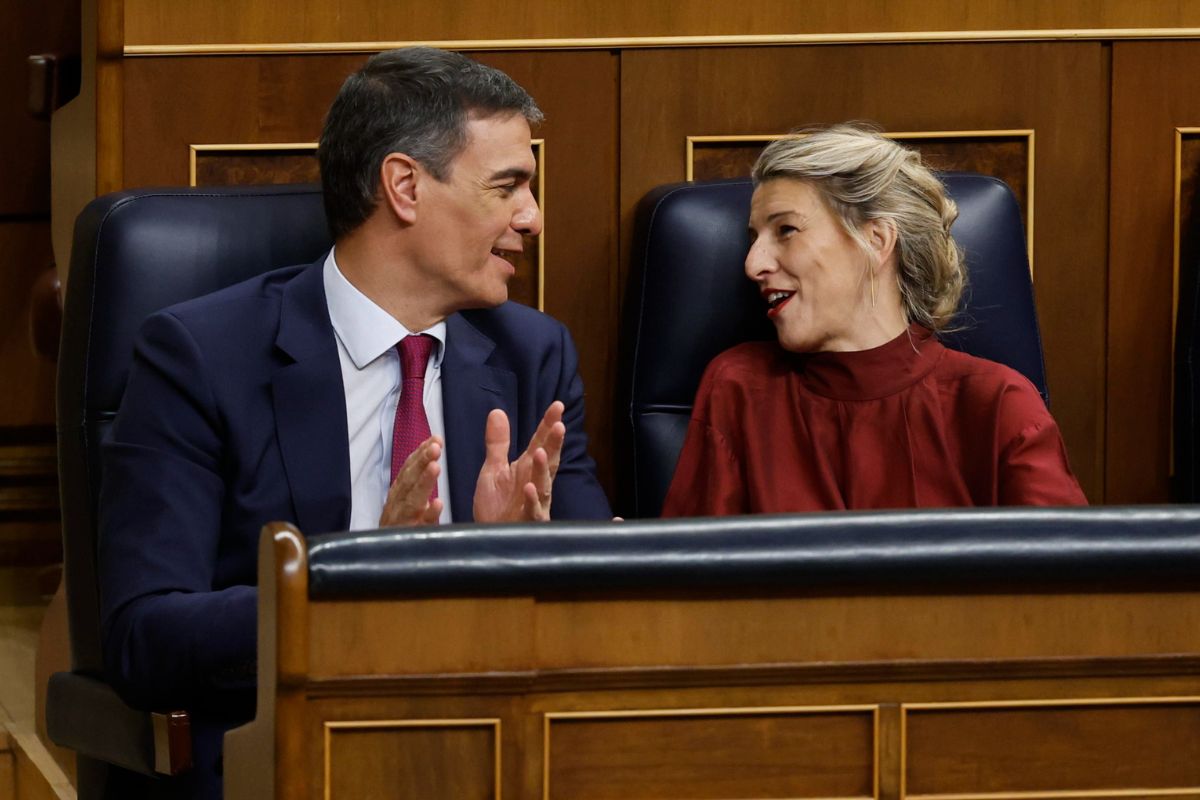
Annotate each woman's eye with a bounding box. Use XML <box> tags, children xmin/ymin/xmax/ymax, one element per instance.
<box><xmin>778</xmin><ymin>225</ymin><xmax>797</xmax><ymax>237</ymax></box>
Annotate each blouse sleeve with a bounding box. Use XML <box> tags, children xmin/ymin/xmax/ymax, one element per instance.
<box><xmin>661</xmin><ymin>418</ymin><xmax>747</xmax><ymax>517</ymax></box>
<box><xmin>997</xmin><ymin>383</ymin><xmax>1088</xmax><ymax>506</ymax></box>
<box><xmin>660</xmin><ymin>358</ymin><xmax>749</xmax><ymax>517</ymax></box>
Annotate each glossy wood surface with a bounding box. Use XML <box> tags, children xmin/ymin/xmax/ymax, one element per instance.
<box><xmin>327</xmin><ymin>724</ymin><xmax>496</xmax><ymax>800</ymax></box>
<box><xmin>1108</xmin><ymin>42</ymin><xmax>1200</xmax><ymax>502</ymax></box>
<box><xmin>307</xmin><ymin>590</ymin><xmax>1200</xmax><ymax>678</ymax></box>
<box><xmin>546</xmin><ymin>710</ymin><xmax>874</xmax><ymax>799</ymax></box>
<box><xmin>905</xmin><ymin>701</ymin><xmax>1200</xmax><ymax>793</ymax></box>
<box><xmin>122</xmin><ymin>0</ymin><xmax>1200</xmax><ymax>47</ymax></box>
<box><xmin>225</xmin><ymin>528</ymin><xmax>1200</xmax><ymax>800</ymax></box>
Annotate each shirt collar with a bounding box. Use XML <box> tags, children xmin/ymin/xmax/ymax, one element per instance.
<box><xmin>322</xmin><ymin>249</ymin><xmax>446</xmax><ymax>370</ymax></box>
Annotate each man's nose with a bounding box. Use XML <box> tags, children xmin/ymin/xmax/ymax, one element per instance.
<box><xmin>513</xmin><ymin>191</ymin><xmax>543</xmax><ymax>237</ymax></box>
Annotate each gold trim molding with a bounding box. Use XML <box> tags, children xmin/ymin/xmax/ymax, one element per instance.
<box><xmin>125</xmin><ymin>28</ymin><xmax>1200</xmax><ymax>57</ymax></box>
<box><xmin>686</xmin><ymin>130</ymin><xmax>1035</xmax><ymax>268</ymax></box>
<box><xmin>187</xmin><ymin>139</ymin><xmax>547</xmax><ymax>311</ymax></box>
<box><xmin>543</xmin><ymin>703</ymin><xmax>880</xmax><ymax>800</ymax></box>
<box><xmin>323</xmin><ymin>717</ymin><xmax>502</xmax><ymax>800</ymax></box>
<box><xmin>900</xmin><ymin>696</ymin><xmax>1200</xmax><ymax>800</ymax></box>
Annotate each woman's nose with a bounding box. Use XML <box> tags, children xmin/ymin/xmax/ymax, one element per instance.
<box><xmin>744</xmin><ymin>240</ymin><xmax>775</xmax><ymax>280</ymax></box>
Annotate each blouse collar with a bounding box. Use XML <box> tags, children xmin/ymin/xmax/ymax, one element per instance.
<box><xmin>792</xmin><ymin>324</ymin><xmax>944</xmax><ymax>400</ymax></box>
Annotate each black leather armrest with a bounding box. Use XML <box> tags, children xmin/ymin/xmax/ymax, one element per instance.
<box><xmin>46</xmin><ymin>672</ymin><xmax>192</xmax><ymax>776</ymax></box>
<box><xmin>306</xmin><ymin>506</ymin><xmax>1200</xmax><ymax>598</ymax></box>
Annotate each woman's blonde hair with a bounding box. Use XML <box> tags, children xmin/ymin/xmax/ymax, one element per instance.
<box><xmin>751</xmin><ymin>123</ymin><xmax>965</xmax><ymax>331</ymax></box>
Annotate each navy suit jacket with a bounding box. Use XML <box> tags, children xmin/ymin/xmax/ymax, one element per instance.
<box><xmin>97</xmin><ymin>258</ymin><xmax>609</xmax><ymax>793</ymax></box>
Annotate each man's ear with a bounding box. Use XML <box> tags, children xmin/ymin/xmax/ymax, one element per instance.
<box><xmin>379</xmin><ymin>153</ymin><xmax>420</xmax><ymax>225</ymax></box>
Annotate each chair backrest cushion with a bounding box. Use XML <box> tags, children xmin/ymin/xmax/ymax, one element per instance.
<box><xmin>58</xmin><ymin>184</ymin><xmax>331</xmax><ymax>671</ymax></box>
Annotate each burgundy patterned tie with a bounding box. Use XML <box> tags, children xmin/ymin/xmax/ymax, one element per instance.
<box><xmin>389</xmin><ymin>334</ymin><xmax>437</xmax><ymax>497</ymax></box>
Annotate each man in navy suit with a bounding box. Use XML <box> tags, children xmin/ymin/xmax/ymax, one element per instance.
<box><xmin>98</xmin><ymin>47</ymin><xmax>611</xmax><ymax>798</ymax></box>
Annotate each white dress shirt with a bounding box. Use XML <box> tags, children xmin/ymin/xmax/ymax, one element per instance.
<box><xmin>323</xmin><ymin>250</ymin><xmax>453</xmax><ymax>528</ymax></box>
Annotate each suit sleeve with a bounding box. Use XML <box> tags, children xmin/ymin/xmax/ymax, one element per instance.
<box><xmin>548</xmin><ymin>323</ymin><xmax>613</xmax><ymax>520</ymax></box>
<box><xmin>99</xmin><ymin>311</ymin><xmax>257</xmax><ymax>711</ymax></box>
<box><xmin>996</xmin><ymin>382</ymin><xmax>1089</xmax><ymax>506</ymax></box>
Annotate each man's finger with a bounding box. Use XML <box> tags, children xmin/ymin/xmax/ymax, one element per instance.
<box><xmin>521</xmin><ymin>481</ymin><xmax>548</xmax><ymax>521</ymax></box>
<box><xmin>526</xmin><ymin>401</ymin><xmax>564</xmax><ymax>452</ymax></box>
<box><xmin>483</xmin><ymin>409</ymin><xmax>511</xmax><ymax>467</ymax></box>
<box><xmin>386</xmin><ymin>438</ymin><xmax>441</xmax><ymax>503</ymax></box>
<box><xmin>542</xmin><ymin>421</ymin><xmax>565</xmax><ymax>480</ymax></box>
<box><xmin>530</xmin><ymin>446</ymin><xmax>551</xmax><ymax>501</ymax></box>
<box><xmin>421</xmin><ymin>497</ymin><xmax>443</xmax><ymax>525</ymax></box>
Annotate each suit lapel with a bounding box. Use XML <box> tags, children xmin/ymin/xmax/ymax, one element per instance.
<box><xmin>442</xmin><ymin>314</ymin><xmax>516</xmax><ymax>522</ymax></box>
<box><xmin>271</xmin><ymin>259</ymin><xmax>352</xmax><ymax>534</ymax></box>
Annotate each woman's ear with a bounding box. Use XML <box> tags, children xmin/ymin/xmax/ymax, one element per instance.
<box><xmin>379</xmin><ymin>153</ymin><xmax>420</xmax><ymax>225</ymax></box>
<box><xmin>865</xmin><ymin>218</ymin><xmax>898</xmax><ymax>270</ymax></box>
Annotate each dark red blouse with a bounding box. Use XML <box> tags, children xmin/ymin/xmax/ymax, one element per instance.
<box><xmin>661</xmin><ymin>326</ymin><xmax>1087</xmax><ymax>516</ymax></box>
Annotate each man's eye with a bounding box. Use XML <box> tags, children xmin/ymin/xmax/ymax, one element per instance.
<box><xmin>496</xmin><ymin>184</ymin><xmax>518</xmax><ymax>196</ymax></box>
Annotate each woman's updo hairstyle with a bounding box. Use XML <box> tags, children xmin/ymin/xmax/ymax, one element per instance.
<box><xmin>751</xmin><ymin>123</ymin><xmax>965</xmax><ymax>331</ymax></box>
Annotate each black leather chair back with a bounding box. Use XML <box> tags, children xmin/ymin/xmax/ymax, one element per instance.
<box><xmin>56</xmin><ymin>184</ymin><xmax>330</xmax><ymax>797</ymax></box>
<box><xmin>618</xmin><ymin>174</ymin><xmax>1045</xmax><ymax>518</ymax></box>
<box><xmin>59</xmin><ymin>183</ymin><xmax>330</xmax><ymax>675</ymax></box>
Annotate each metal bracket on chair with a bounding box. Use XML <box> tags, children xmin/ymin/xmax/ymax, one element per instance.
<box><xmin>152</xmin><ymin>710</ymin><xmax>193</xmax><ymax>775</ymax></box>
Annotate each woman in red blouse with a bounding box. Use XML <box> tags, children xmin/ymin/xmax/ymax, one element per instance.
<box><xmin>661</xmin><ymin>125</ymin><xmax>1086</xmax><ymax>516</ymax></box>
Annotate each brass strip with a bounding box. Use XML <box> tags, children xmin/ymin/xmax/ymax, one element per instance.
<box><xmin>533</xmin><ymin>138</ymin><xmax>545</xmax><ymax>312</ymax></box>
<box><xmin>905</xmin><ymin>790</ymin><xmax>1200</xmax><ymax>800</ymax></box>
<box><xmin>323</xmin><ymin>718</ymin><xmax>501</xmax><ymax>800</ymax></box>
<box><xmin>685</xmin><ymin>129</ymin><xmax>1035</xmax><ymax>268</ymax></box>
<box><xmin>903</xmin><ymin>695</ymin><xmax>1200</xmax><ymax>710</ymax></box>
<box><xmin>541</xmin><ymin>712</ymin><xmax>550</xmax><ymax>800</ymax></box>
<box><xmin>124</xmin><ymin>28</ymin><xmax>1200</xmax><ymax>57</ymax></box>
<box><xmin>872</xmin><ymin>706</ymin><xmax>881</xmax><ymax>800</ymax></box>
<box><xmin>546</xmin><ymin>702</ymin><xmax>878</xmax><ymax>719</ymax></box>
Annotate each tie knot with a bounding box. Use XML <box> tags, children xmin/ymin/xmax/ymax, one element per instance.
<box><xmin>398</xmin><ymin>334</ymin><xmax>434</xmax><ymax>379</ymax></box>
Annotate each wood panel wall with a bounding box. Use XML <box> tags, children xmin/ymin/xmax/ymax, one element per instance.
<box><xmin>81</xmin><ymin>3</ymin><xmax>1200</xmax><ymax>505</ymax></box>
<box><xmin>121</xmin><ymin>1</ymin><xmax>1200</xmax><ymax>47</ymax></box>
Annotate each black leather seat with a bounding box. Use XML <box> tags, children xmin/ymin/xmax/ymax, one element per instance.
<box><xmin>618</xmin><ymin>174</ymin><xmax>1045</xmax><ymax>518</ymax></box>
<box><xmin>50</xmin><ymin>184</ymin><xmax>331</xmax><ymax>798</ymax></box>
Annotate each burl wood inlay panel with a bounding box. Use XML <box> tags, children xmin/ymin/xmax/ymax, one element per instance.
<box><xmin>545</xmin><ymin>708</ymin><xmax>875</xmax><ymax>799</ymax></box>
<box><xmin>904</xmin><ymin>701</ymin><xmax>1200</xmax><ymax>795</ymax></box>
<box><xmin>192</xmin><ymin>150</ymin><xmax>320</xmax><ymax>187</ymax></box>
<box><xmin>690</xmin><ymin>134</ymin><xmax>1030</xmax><ymax>234</ymax></box>
<box><xmin>325</xmin><ymin>721</ymin><xmax>497</xmax><ymax>800</ymax></box>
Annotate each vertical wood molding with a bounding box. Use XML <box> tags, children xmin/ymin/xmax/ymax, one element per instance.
<box><xmin>96</xmin><ymin>0</ymin><xmax>123</xmax><ymax>193</ymax></box>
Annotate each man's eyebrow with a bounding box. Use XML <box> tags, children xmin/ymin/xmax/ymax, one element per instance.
<box><xmin>487</xmin><ymin>167</ymin><xmax>535</xmax><ymax>182</ymax></box>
